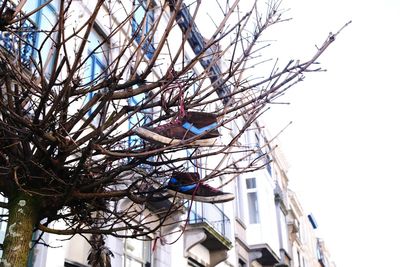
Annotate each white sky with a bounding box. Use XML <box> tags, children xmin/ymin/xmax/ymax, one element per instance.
<box><xmin>265</xmin><ymin>0</ymin><xmax>400</xmax><ymax>266</ymax></box>
<box><xmin>196</xmin><ymin>0</ymin><xmax>399</xmax><ymax>265</ymax></box>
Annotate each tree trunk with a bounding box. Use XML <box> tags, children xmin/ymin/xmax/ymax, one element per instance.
<box><xmin>1</xmin><ymin>193</ymin><xmax>39</xmax><ymax>267</ymax></box>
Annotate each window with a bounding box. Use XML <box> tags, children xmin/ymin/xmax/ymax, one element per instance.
<box><xmin>0</xmin><ymin>195</ymin><xmax>7</xmax><ymax>257</ymax></box>
<box><xmin>127</xmin><ymin>92</ymin><xmax>147</xmax><ymax>148</ymax></box>
<box><xmin>247</xmin><ymin>192</ymin><xmax>259</xmax><ymax>223</ymax></box>
<box><xmin>33</xmin><ymin>0</ymin><xmax>58</xmax><ymax>74</ymax></box>
<box><xmin>235</xmin><ymin>175</ymin><xmax>245</xmax><ymax>222</ymax></box>
<box><xmin>246</xmin><ymin>178</ymin><xmax>260</xmax><ymax>224</ymax></box>
<box><xmin>124</xmin><ymin>238</ymin><xmax>151</xmax><ymax>267</ymax></box>
<box><xmin>0</xmin><ymin>0</ymin><xmax>58</xmax><ymax>69</ymax></box>
<box><xmin>132</xmin><ymin>0</ymin><xmax>155</xmax><ymax>59</ymax></box>
<box><xmin>84</xmin><ymin>52</ymin><xmax>106</xmax><ymax>126</ymax></box>
<box><xmin>265</xmin><ymin>148</ymin><xmax>273</xmax><ymax>176</ymax></box>
<box><xmin>279</xmin><ymin>207</ymin><xmax>289</xmax><ymax>252</ymax></box>
<box><xmin>82</xmin><ymin>30</ymin><xmax>109</xmax><ymax>127</ymax></box>
<box><xmin>88</xmin><ymin>54</ymin><xmax>106</xmax><ymax>87</ymax></box>
<box><xmin>0</xmin><ymin>2</ymin><xmax>36</xmax><ymax>68</ymax></box>
<box><xmin>246</xmin><ymin>178</ymin><xmax>257</xmax><ymax>189</ymax></box>
<box><xmin>255</xmin><ymin>135</ymin><xmax>272</xmax><ymax>176</ymax></box>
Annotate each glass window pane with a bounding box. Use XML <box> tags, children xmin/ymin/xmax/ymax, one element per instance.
<box><xmin>246</xmin><ymin>178</ymin><xmax>256</xmax><ymax>189</ymax></box>
<box><xmin>247</xmin><ymin>192</ymin><xmax>259</xmax><ymax>223</ymax></box>
<box><xmin>235</xmin><ymin>176</ymin><xmax>244</xmax><ymax>221</ymax></box>
<box><xmin>280</xmin><ymin>208</ymin><xmax>288</xmax><ymax>251</ymax></box>
<box><xmin>127</xmin><ymin>90</ymin><xmax>146</xmax><ymax>147</ymax></box>
<box><xmin>134</xmin><ymin>4</ymin><xmax>146</xmax><ymax>26</ymax></box>
<box><xmin>36</xmin><ymin>3</ymin><xmax>58</xmax><ymax>72</ymax></box>
<box><xmin>125</xmin><ymin>257</ymin><xmax>142</xmax><ymax>267</ymax></box>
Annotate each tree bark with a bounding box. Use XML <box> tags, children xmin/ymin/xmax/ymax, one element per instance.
<box><xmin>1</xmin><ymin>193</ymin><xmax>39</xmax><ymax>267</ymax></box>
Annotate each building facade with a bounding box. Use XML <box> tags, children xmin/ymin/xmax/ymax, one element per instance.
<box><xmin>0</xmin><ymin>1</ymin><xmax>335</xmax><ymax>267</ymax></box>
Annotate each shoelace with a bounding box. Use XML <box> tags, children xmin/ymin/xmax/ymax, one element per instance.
<box><xmin>197</xmin><ymin>181</ymin><xmax>221</xmax><ymax>193</ymax></box>
<box><xmin>190</xmin><ymin>179</ymin><xmax>222</xmax><ymax>195</ymax></box>
<box><xmin>161</xmin><ymin>68</ymin><xmax>187</xmax><ymax>120</ymax></box>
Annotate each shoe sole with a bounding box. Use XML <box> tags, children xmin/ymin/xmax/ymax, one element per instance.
<box><xmin>135</xmin><ymin>127</ymin><xmax>218</xmax><ymax>146</ymax></box>
<box><xmin>167</xmin><ymin>189</ymin><xmax>235</xmax><ymax>203</ymax></box>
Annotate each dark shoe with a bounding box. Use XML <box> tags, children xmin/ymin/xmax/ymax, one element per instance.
<box><xmin>134</xmin><ymin>112</ymin><xmax>220</xmax><ymax>146</ymax></box>
<box><xmin>167</xmin><ymin>172</ymin><xmax>234</xmax><ymax>203</ymax></box>
<box><xmin>183</xmin><ymin>111</ymin><xmax>220</xmax><ymax>138</ymax></box>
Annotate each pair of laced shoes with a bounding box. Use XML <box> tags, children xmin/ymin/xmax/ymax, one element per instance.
<box><xmin>135</xmin><ymin>111</ymin><xmax>234</xmax><ymax>203</ymax></box>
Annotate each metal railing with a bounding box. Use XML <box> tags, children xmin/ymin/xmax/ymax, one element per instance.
<box><xmin>188</xmin><ymin>202</ymin><xmax>231</xmax><ymax>241</ymax></box>
<box><xmin>0</xmin><ymin>17</ymin><xmax>36</xmax><ymax>68</ymax></box>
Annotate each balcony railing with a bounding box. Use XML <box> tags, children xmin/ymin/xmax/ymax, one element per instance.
<box><xmin>188</xmin><ymin>202</ymin><xmax>231</xmax><ymax>241</ymax></box>
<box><xmin>0</xmin><ymin>10</ymin><xmax>36</xmax><ymax>68</ymax></box>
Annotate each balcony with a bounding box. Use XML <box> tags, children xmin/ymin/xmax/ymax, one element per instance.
<box><xmin>0</xmin><ymin>12</ymin><xmax>36</xmax><ymax>68</ymax></box>
<box><xmin>249</xmin><ymin>243</ymin><xmax>280</xmax><ymax>266</ymax></box>
<box><xmin>187</xmin><ymin>202</ymin><xmax>232</xmax><ymax>250</ymax></box>
<box><xmin>184</xmin><ymin>202</ymin><xmax>232</xmax><ymax>266</ymax></box>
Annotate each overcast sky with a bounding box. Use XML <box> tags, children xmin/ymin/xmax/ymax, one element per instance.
<box><xmin>197</xmin><ymin>0</ymin><xmax>399</xmax><ymax>265</ymax></box>
<box><xmin>265</xmin><ymin>0</ymin><xmax>400</xmax><ymax>266</ymax></box>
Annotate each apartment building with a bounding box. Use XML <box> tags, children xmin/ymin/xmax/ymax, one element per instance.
<box><xmin>0</xmin><ymin>1</ymin><xmax>335</xmax><ymax>267</ymax></box>
<box><xmin>287</xmin><ymin>192</ymin><xmax>336</xmax><ymax>267</ymax></box>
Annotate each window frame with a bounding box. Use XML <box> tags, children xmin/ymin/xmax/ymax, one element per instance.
<box><xmin>123</xmin><ymin>237</ymin><xmax>151</xmax><ymax>267</ymax></box>
<box><xmin>246</xmin><ymin>177</ymin><xmax>260</xmax><ymax>224</ymax></box>
<box><xmin>127</xmin><ymin>92</ymin><xmax>149</xmax><ymax>148</ymax></box>
<box><xmin>83</xmin><ymin>52</ymin><xmax>107</xmax><ymax>126</ymax></box>
<box><xmin>132</xmin><ymin>0</ymin><xmax>155</xmax><ymax>59</ymax></box>
<box><xmin>33</xmin><ymin>0</ymin><xmax>58</xmax><ymax>75</ymax></box>
<box><xmin>0</xmin><ymin>0</ymin><xmax>59</xmax><ymax>69</ymax></box>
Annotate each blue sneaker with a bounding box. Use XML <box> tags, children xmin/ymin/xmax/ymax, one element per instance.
<box><xmin>167</xmin><ymin>172</ymin><xmax>234</xmax><ymax>203</ymax></box>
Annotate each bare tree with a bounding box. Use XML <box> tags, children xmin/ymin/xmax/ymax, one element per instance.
<box><xmin>0</xmin><ymin>0</ymin><xmax>349</xmax><ymax>265</ymax></box>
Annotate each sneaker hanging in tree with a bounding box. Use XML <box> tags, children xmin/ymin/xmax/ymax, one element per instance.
<box><xmin>134</xmin><ymin>111</ymin><xmax>220</xmax><ymax>146</ymax></box>
<box><xmin>166</xmin><ymin>172</ymin><xmax>234</xmax><ymax>203</ymax></box>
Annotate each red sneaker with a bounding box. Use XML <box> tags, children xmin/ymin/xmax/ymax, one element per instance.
<box><xmin>167</xmin><ymin>172</ymin><xmax>234</xmax><ymax>203</ymax></box>
<box><xmin>135</xmin><ymin>112</ymin><xmax>220</xmax><ymax>146</ymax></box>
